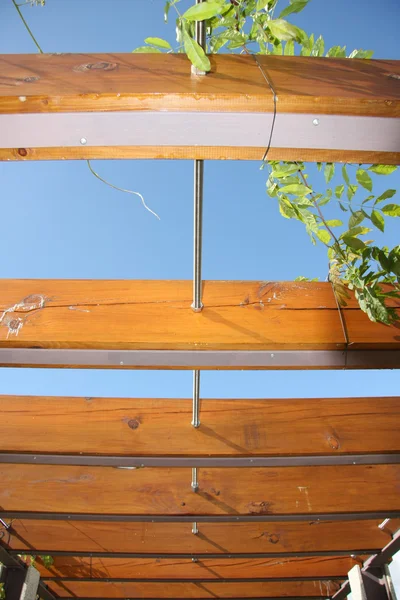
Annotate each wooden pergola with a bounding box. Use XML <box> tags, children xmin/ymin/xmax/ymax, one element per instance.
<box><xmin>0</xmin><ymin>48</ymin><xmax>399</xmax><ymax>600</ymax></box>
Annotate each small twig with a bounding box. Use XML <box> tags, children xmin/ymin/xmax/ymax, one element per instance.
<box><xmin>11</xmin><ymin>0</ymin><xmax>44</xmax><ymax>53</ymax></box>
<box><xmin>86</xmin><ymin>160</ymin><xmax>160</xmax><ymax>220</ymax></box>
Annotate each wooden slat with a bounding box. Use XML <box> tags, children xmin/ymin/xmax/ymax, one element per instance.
<box><xmin>0</xmin><ymin>54</ymin><xmax>398</xmax><ymax>116</ymax></box>
<box><xmin>0</xmin><ymin>54</ymin><xmax>399</xmax><ymax>163</ymax></box>
<box><xmin>35</xmin><ymin>555</ymin><xmax>365</xmax><ymax>580</ymax></box>
<box><xmin>1</xmin><ymin>146</ymin><xmax>400</xmax><ymax>165</ymax></box>
<box><xmin>1</xmin><ymin>395</ymin><xmax>399</xmax><ymax>456</ymax></box>
<box><xmin>0</xmin><ymin>281</ymin><xmax>398</xmax><ymax>365</ymax></box>
<box><xmin>6</xmin><ymin>520</ymin><xmax>396</xmax><ymax>555</ymax></box>
<box><xmin>0</xmin><ymin>464</ymin><xmax>398</xmax><ymax>514</ymax></box>
<box><xmin>48</xmin><ymin>579</ymin><xmax>343</xmax><ymax>598</ymax></box>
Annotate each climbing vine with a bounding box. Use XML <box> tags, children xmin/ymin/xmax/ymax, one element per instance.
<box><xmin>135</xmin><ymin>0</ymin><xmax>400</xmax><ymax>324</ymax></box>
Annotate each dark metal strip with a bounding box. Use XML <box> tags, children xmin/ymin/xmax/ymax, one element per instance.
<box><xmin>42</xmin><ymin>576</ymin><xmax>345</xmax><ymax>583</ymax></box>
<box><xmin>11</xmin><ymin>550</ymin><xmax>378</xmax><ymax>559</ymax></box>
<box><xmin>59</xmin><ymin>597</ymin><xmax>326</xmax><ymax>600</ymax></box>
<box><xmin>0</xmin><ymin>348</ymin><xmax>400</xmax><ymax>369</ymax></box>
<box><xmin>1</xmin><ymin>453</ymin><xmax>399</xmax><ymax>468</ymax></box>
<box><xmin>2</xmin><ymin>512</ymin><xmax>399</xmax><ymax>523</ymax></box>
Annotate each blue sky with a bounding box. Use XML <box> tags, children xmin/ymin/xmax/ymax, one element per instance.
<box><xmin>0</xmin><ymin>0</ymin><xmax>399</xmax><ymax>399</ymax></box>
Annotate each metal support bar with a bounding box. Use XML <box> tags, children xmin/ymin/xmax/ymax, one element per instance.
<box><xmin>9</xmin><ymin>550</ymin><xmax>379</xmax><ymax>559</ymax></box>
<box><xmin>2</xmin><ymin>511</ymin><xmax>399</xmax><ymax>523</ymax></box>
<box><xmin>1</xmin><ymin>348</ymin><xmax>399</xmax><ymax>369</ymax></box>
<box><xmin>59</xmin><ymin>597</ymin><xmax>325</xmax><ymax>600</ymax></box>
<box><xmin>0</xmin><ymin>453</ymin><xmax>399</xmax><ymax>468</ymax></box>
<box><xmin>42</xmin><ymin>575</ymin><xmax>345</xmax><ymax>583</ymax></box>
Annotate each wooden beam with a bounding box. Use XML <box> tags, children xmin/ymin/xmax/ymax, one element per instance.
<box><xmin>0</xmin><ymin>464</ymin><xmax>398</xmax><ymax>515</ymax></box>
<box><xmin>0</xmin><ymin>281</ymin><xmax>398</xmax><ymax>369</ymax></box>
<box><xmin>5</xmin><ymin>519</ymin><xmax>396</xmax><ymax>555</ymax></box>
<box><xmin>35</xmin><ymin>555</ymin><xmax>365</xmax><ymax>580</ymax></box>
<box><xmin>47</xmin><ymin>579</ymin><xmax>343</xmax><ymax>598</ymax></box>
<box><xmin>0</xmin><ymin>54</ymin><xmax>398</xmax><ymax>163</ymax></box>
<box><xmin>1</xmin><ymin>395</ymin><xmax>399</xmax><ymax>456</ymax></box>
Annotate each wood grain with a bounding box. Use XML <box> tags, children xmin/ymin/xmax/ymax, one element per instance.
<box><xmin>0</xmin><ymin>281</ymin><xmax>398</xmax><ymax>362</ymax></box>
<box><xmin>5</xmin><ymin>519</ymin><xmax>396</xmax><ymax>555</ymax></box>
<box><xmin>0</xmin><ymin>464</ymin><xmax>398</xmax><ymax>515</ymax></box>
<box><xmin>1</xmin><ymin>146</ymin><xmax>399</xmax><ymax>164</ymax></box>
<box><xmin>1</xmin><ymin>395</ymin><xmax>399</xmax><ymax>456</ymax></box>
<box><xmin>0</xmin><ymin>54</ymin><xmax>398</xmax><ymax>117</ymax></box>
<box><xmin>48</xmin><ymin>579</ymin><xmax>343</xmax><ymax>598</ymax></box>
<box><xmin>36</xmin><ymin>555</ymin><xmax>363</xmax><ymax>580</ymax></box>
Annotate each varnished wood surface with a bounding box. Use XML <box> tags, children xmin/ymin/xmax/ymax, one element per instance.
<box><xmin>0</xmin><ymin>464</ymin><xmax>398</xmax><ymax>515</ymax></box>
<box><xmin>35</xmin><ymin>555</ymin><xmax>365</xmax><ymax>580</ymax></box>
<box><xmin>0</xmin><ymin>54</ymin><xmax>398</xmax><ymax>117</ymax></box>
<box><xmin>1</xmin><ymin>395</ymin><xmax>399</xmax><ymax>456</ymax></box>
<box><xmin>1</xmin><ymin>146</ymin><xmax>399</xmax><ymax>164</ymax></box>
<box><xmin>5</xmin><ymin>519</ymin><xmax>396</xmax><ymax>554</ymax></box>
<box><xmin>48</xmin><ymin>579</ymin><xmax>343</xmax><ymax>598</ymax></box>
<box><xmin>0</xmin><ymin>281</ymin><xmax>399</xmax><ymax>362</ymax></box>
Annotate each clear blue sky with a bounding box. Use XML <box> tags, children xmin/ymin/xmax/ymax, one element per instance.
<box><xmin>0</xmin><ymin>0</ymin><xmax>399</xmax><ymax>399</ymax></box>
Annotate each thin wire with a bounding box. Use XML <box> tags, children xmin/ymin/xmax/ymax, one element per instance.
<box><xmin>252</xmin><ymin>54</ymin><xmax>278</xmax><ymax>164</ymax></box>
<box><xmin>87</xmin><ymin>160</ymin><xmax>160</xmax><ymax>221</ymax></box>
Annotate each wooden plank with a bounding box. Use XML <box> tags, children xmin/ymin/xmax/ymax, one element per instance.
<box><xmin>0</xmin><ymin>464</ymin><xmax>398</xmax><ymax>515</ymax></box>
<box><xmin>1</xmin><ymin>395</ymin><xmax>399</xmax><ymax>456</ymax></box>
<box><xmin>48</xmin><ymin>579</ymin><xmax>343</xmax><ymax>598</ymax></box>
<box><xmin>5</xmin><ymin>519</ymin><xmax>396</xmax><ymax>555</ymax></box>
<box><xmin>1</xmin><ymin>147</ymin><xmax>400</xmax><ymax>165</ymax></box>
<box><xmin>0</xmin><ymin>281</ymin><xmax>398</xmax><ymax>367</ymax></box>
<box><xmin>0</xmin><ymin>54</ymin><xmax>398</xmax><ymax>164</ymax></box>
<box><xmin>0</xmin><ymin>54</ymin><xmax>398</xmax><ymax>117</ymax></box>
<box><xmin>35</xmin><ymin>555</ymin><xmax>365</xmax><ymax>580</ymax></box>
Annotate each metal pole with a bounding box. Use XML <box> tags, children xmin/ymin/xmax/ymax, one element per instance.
<box><xmin>190</xmin><ymin>1</ymin><xmax>206</xmax><ymax>535</ymax></box>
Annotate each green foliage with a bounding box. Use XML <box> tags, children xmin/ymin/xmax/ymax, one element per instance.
<box><xmin>135</xmin><ymin>0</ymin><xmax>399</xmax><ymax>323</ymax></box>
<box><xmin>0</xmin><ymin>582</ymin><xmax>4</xmax><ymax>600</ymax></box>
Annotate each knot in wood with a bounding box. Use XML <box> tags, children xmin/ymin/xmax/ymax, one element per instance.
<box><xmin>73</xmin><ymin>62</ymin><xmax>118</xmax><ymax>73</ymax></box>
<box><xmin>127</xmin><ymin>419</ymin><xmax>140</xmax><ymax>430</ymax></box>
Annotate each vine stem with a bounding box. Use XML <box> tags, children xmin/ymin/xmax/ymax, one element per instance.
<box><xmin>11</xmin><ymin>0</ymin><xmax>44</xmax><ymax>53</ymax></box>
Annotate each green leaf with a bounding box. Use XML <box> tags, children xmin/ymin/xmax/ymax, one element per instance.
<box><xmin>348</xmin><ymin>210</ymin><xmax>365</xmax><ymax>228</ymax></box>
<box><xmin>270</xmin><ymin>165</ymin><xmax>299</xmax><ymax>178</ymax></box>
<box><xmin>279</xmin><ymin>183</ymin><xmax>312</xmax><ymax>195</ymax></box>
<box><xmin>144</xmin><ymin>37</ymin><xmax>172</xmax><ymax>49</ymax></box>
<box><xmin>326</xmin><ymin>45</ymin><xmax>346</xmax><ymax>57</ymax></box>
<box><xmin>348</xmin><ymin>48</ymin><xmax>374</xmax><ymax>59</ymax></box>
<box><xmin>339</xmin><ymin>202</ymin><xmax>347</xmax><ymax>212</ymax></box>
<box><xmin>183</xmin><ymin>1</ymin><xmax>226</xmax><ymax>21</ymax></box>
<box><xmin>316</xmin><ymin>228</ymin><xmax>331</xmax><ymax>244</ymax></box>
<box><xmin>324</xmin><ymin>163</ymin><xmax>335</xmax><ymax>184</ymax></box>
<box><xmin>371</xmin><ymin>210</ymin><xmax>385</xmax><ymax>232</ymax></box>
<box><xmin>382</xmin><ymin>203</ymin><xmax>400</xmax><ymax>217</ymax></box>
<box><xmin>356</xmin><ymin>168</ymin><xmax>373</xmax><ymax>192</ymax></box>
<box><xmin>278</xmin><ymin>0</ymin><xmax>309</xmax><ymax>18</ymax></box>
<box><xmin>132</xmin><ymin>46</ymin><xmax>162</xmax><ymax>53</ymax></box>
<box><xmin>278</xmin><ymin>197</ymin><xmax>295</xmax><ymax>219</ymax></box>
<box><xmin>375</xmin><ymin>189</ymin><xmax>396</xmax><ymax>204</ymax></box>
<box><xmin>182</xmin><ymin>29</ymin><xmax>211</xmax><ymax>72</ymax></box>
<box><xmin>343</xmin><ymin>236</ymin><xmax>366</xmax><ymax>251</ymax></box>
<box><xmin>347</xmin><ymin>184</ymin><xmax>358</xmax><ymax>201</ymax></box>
<box><xmin>368</xmin><ymin>165</ymin><xmax>398</xmax><ymax>175</ymax></box>
<box><xmin>284</xmin><ymin>39</ymin><xmax>294</xmax><ymax>55</ymax></box>
<box><xmin>342</xmin><ymin>165</ymin><xmax>350</xmax><ymax>186</ymax></box>
<box><xmin>335</xmin><ymin>184</ymin><xmax>345</xmax><ymax>199</ymax></box>
<box><xmin>378</xmin><ymin>250</ymin><xmax>391</xmax><ymax>273</ymax></box>
<box><xmin>325</xmin><ymin>219</ymin><xmax>343</xmax><ymax>227</ymax></box>
<box><xmin>268</xmin><ymin>19</ymin><xmax>300</xmax><ymax>41</ymax></box>
<box><xmin>256</xmin><ymin>0</ymin><xmax>270</xmax><ymax>9</ymax></box>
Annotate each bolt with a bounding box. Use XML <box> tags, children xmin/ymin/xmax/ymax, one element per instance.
<box><xmin>80</xmin><ymin>137</ymin><xmax>87</xmax><ymax>145</ymax></box>
<box><xmin>270</xmin><ymin>353</ymin><xmax>274</xmax><ymax>358</ymax></box>
<box><xmin>120</xmin><ymin>361</ymin><xmax>124</xmax><ymax>366</ymax></box>
<box><xmin>312</xmin><ymin>118</ymin><xmax>319</xmax><ymax>126</ymax></box>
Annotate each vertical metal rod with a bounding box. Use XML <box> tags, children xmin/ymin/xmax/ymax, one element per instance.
<box><xmin>191</xmin><ymin>467</ymin><xmax>199</xmax><ymax>492</ymax></box>
<box><xmin>192</xmin><ymin>370</ymin><xmax>200</xmax><ymax>428</ymax></box>
<box><xmin>192</xmin><ymin>159</ymin><xmax>204</xmax><ymax>312</ymax></box>
<box><xmin>384</xmin><ymin>564</ymin><xmax>398</xmax><ymax>600</ymax></box>
<box><xmin>191</xmin><ymin>0</ymin><xmax>205</xmax><ymax>536</ymax></box>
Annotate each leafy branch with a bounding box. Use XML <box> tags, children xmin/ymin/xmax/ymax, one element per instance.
<box><xmin>134</xmin><ymin>0</ymin><xmax>400</xmax><ymax>323</ymax></box>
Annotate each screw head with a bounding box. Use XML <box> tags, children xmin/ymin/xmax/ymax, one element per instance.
<box><xmin>312</xmin><ymin>118</ymin><xmax>319</xmax><ymax>126</ymax></box>
<box><xmin>80</xmin><ymin>137</ymin><xmax>87</xmax><ymax>145</ymax></box>
<box><xmin>120</xmin><ymin>361</ymin><xmax>124</xmax><ymax>366</ymax></box>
